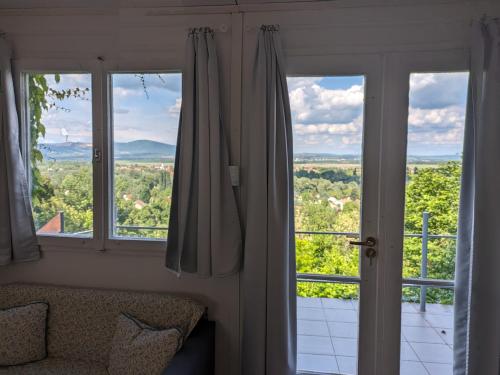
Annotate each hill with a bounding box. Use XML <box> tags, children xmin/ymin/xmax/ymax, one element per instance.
<box><xmin>39</xmin><ymin>140</ymin><xmax>176</xmax><ymax>161</ymax></box>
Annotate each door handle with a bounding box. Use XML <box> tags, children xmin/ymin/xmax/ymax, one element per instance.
<box><xmin>349</xmin><ymin>237</ymin><xmax>376</xmax><ymax>247</ymax></box>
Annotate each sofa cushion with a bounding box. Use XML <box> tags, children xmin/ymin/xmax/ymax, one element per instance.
<box><xmin>0</xmin><ymin>358</ymin><xmax>108</xmax><ymax>374</ymax></box>
<box><xmin>0</xmin><ymin>302</ymin><xmax>48</xmax><ymax>366</ymax></box>
<box><xmin>108</xmin><ymin>313</ymin><xmax>182</xmax><ymax>375</ymax></box>
<box><xmin>0</xmin><ymin>284</ymin><xmax>205</xmax><ymax>365</ymax></box>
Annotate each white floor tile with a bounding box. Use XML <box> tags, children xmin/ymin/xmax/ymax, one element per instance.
<box><xmin>298</xmin><ymin>335</ymin><xmax>334</xmax><ymax>355</ymax></box>
<box><xmin>297</xmin><ymin>353</ymin><xmax>339</xmax><ymax>373</ymax></box>
<box><xmin>332</xmin><ymin>337</ymin><xmax>358</xmax><ymax>357</ymax></box>
<box><xmin>424</xmin><ymin>362</ymin><xmax>453</xmax><ymax>375</ymax></box>
<box><xmin>402</xmin><ymin>326</ymin><xmax>445</xmax><ymax>344</ymax></box>
<box><xmin>336</xmin><ymin>356</ymin><xmax>357</xmax><ymax>375</ymax></box>
<box><xmin>401</xmin><ymin>342</ymin><xmax>419</xmax><ymax>361</ymax></box>
<box><xmin>298</xmin><ymin>319</ymin><xmax>329</xmax><ymax>336</ymax></box>
<box><xmin>410</xmin><ymin>342</ymin><xmax>453</xmax><ymax>364</ymax></box>
<box><xmin>298</xmin><ymin>297</ymin><xmax>322</xmax><ymax>308</ymax></box>
<box><xmin>324</xmin><ymin>308</ymin><xmax>358</xmax><ymax>323</ymax></box>
<box><xmin>400</xmin><ymin>361</ymin><xmax>430</xmax><ymax>375</ymax></box>
<box><xmin>328</xmin><ymin>321</ymin><xmax>358</xmax><ymax>338</ymax></box>
<box><xmin>322</xmin><ymin>298</ymin><xmax>355</xmax><ymax>310</ymax></box>
<box><xmin>298</xmin><ymin>307</ymin><xmax>325</xmax><ymax>321</ymax></box>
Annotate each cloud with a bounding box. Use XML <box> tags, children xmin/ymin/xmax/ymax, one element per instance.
<box><xmin>293</xmin><ymin>115</ymin><xmax>363</xmax><ymax>149</ymax></box>
<box><xmin>168</xmin><ymin>98</ymin><xmax>182</xmax><ymax>115</ymax></box>
<box><xmin>408</xmin><ymin>105</ymin><xmax>465</xmax><ymax>145</ymax></box>
<box><xmin>409</xmin><ymin>72</ymin><xmax>468</xmax><ymax>110</ymax></box>
<box><xmin>289</xmin><ymin>82</ymin><xmax>363</xmax><ymax>126</ymax></box>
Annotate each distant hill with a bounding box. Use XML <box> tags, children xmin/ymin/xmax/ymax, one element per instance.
<box><xmin>39</xmin><ymin>140</ymin><xmax>176</xmax><ymax>161</ymax></box>
<box><xmin>39</xmin><ymin>144</ymin><xmax>460</xmax><ymax>163</ymax></box>
<box><xmin>294</xmin><ymin>152</ymin><xmax>461</xmax><ymax>164</ymax></box>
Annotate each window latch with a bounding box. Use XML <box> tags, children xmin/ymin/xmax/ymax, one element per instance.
<box><xmin>93</xmin><ymin>148</ymin><xmax>102</xmax><ymax>163</ymax></box>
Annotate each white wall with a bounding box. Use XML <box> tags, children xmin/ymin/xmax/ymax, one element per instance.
<box><xmin>0</xmin><ymin>1</ymin><xmax>498</xmax><ymax>374</ymax></box>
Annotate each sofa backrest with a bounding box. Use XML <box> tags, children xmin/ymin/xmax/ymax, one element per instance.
<box><xmin>0</xmin><ymin>284</ymin><xmax>205</xmax><ymax>365</ymax></box>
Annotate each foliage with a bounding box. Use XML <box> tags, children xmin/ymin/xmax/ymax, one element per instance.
<box><xmin>28</xmin><ymin>74</ymin><xmax>461</xmax><ymax>305</ymax></box>
<box><xmin>294</xmin><ymin>163</ymin><xmax>461</xmax><ymax>305</ymax></box>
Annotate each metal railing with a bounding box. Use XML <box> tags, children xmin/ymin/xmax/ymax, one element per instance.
<box><xmin>296</xmin><ymin>211</ymin><xmax>457</xmax><ymax>312</ymax></box>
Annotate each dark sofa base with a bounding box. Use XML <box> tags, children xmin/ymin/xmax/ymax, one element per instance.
<box><xmin>163</xmin><ymin>319</ymin><xmax>215</xmax><ymax>375</ymax></box>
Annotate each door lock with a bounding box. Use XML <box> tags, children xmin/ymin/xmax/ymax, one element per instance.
<box><xmin>365</xmin><ymin>247</ymin><xmax>377</xmax><ymax>266</ymax></box>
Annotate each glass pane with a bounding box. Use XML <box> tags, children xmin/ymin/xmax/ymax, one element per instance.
<box><xmin>401</xmin><ymin>287</ymin><xmax>454</xmax><ymax>374</ymax></box>
<box><xmin>28</xmin><ymin>73</ymin><xmax>93</xmax><ymax>236</ymax></box>
<box><xmin>290</xmin><ymin>76</ymin><xmax>365</xmax><ymax>375</ymax></box>
<box><xmin>400</xmin><ymin>72</ymin><xmax>468</xmax><ymax>375</ymax></box>
<box><xmin>111</xmin><ymin>73</ymin><xmax>181</xmax><ymax>239</ymax></box>
<box><xmin>289</xmin><ymin>76</ymin><xmax>365</xmax><ymax>277</ymax></box>
<box><xmin>297</xmin><ymin>282</ymin><xmax>359</xmax><ymax>375</ymax></box>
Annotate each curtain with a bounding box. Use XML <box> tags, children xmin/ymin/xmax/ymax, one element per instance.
<box><xmin>454</xmin><ymin>19</ymin><xmax>500</xmax><ymax>375</ymax></box>
<box><xmin>241</xmin><ymin>25</ymin><xmax>296</xmax><ymax>375</ymax></box>
<box><xmin>0</xmin><ymin>39</ymin><xmax>39</xmax><ymax>265</ymax></box>
<box><xmin>166</xmin><ymin>28</ymin><xmax>241</xmax><ymax>277</ymax></box>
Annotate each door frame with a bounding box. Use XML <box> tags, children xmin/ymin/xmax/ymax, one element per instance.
<box><xmin>288</xmin><ymin>47</ymin><xmax>469</xmax><ymax>375</ymax></box>
<box><xmin>376</xmin><ymin>48</ymin><xmax>469</xmax><ymax>375</ymax></box>
<box><xmin>287</xmin><ymin>52</ymin><xmax>384</xmax><ymax>375</ymax></box>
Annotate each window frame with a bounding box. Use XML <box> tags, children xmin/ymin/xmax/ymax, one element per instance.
<box><xmin>103</xmin><ymin>69</ymin><xmax>182</xmax><ymax>252</ymax></box>
<box><xmin>19</xmin><ymin>59</ymin><xmax>103</xmax><ymax>251</ymax></box>
<box><xmin>18</xmin><ymin>58</ymin><xmax>183</xmax><ymax>253</ymax></box>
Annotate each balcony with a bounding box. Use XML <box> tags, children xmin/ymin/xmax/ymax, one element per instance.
<box><xmin>296</xmin><ymin>212</ymin><xmax>455</xmax><ymax>375</ymax></box>
<box><xmin>297</xmin><ymin>297</ymin><xmax>453</xmax><ymax>375</ymax></box>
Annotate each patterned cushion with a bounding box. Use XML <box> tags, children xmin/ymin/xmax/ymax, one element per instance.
<box><xmin>108</xmin><ymin>313</ymin><xmax>182</xmax><ymax>375</ymax></box>
<box><xmin>0</xmin><ymin>302</ymin><xmax>48</xmax><ymax>366</ymax></box>
<box><xmin>0</xmin><ymin>284</ymin><xmax>205</xmax><ymax>365</ymax></box>
<box><xmin>0</xmin><ymin>358</ymin><xmax>108</xmax><ymax>374</ymax></box>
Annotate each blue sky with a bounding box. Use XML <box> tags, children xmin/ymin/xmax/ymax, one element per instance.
<box><xmin>40</xmin><ymin>71</ymin><xmax>468</xmax><ymax>156</ymax></box>
<box><xmin>288</xmin><ymin>72</ymin><xmax>469</xmax><ymax>155</ymax></box>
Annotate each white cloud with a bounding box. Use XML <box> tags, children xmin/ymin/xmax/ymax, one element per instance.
<box><xmin>408</xmin><ymin>105</ymin><xmax>465</xmax><ymax>145</ymax></box>
<box><xmin>289</xmin><ymin>83</ymin><xmax>363</xmax><ymax>125</ymax></box>
<box><xmin>409</xmin><ymin>72</ymin><xmax>468</xmax><ymax>109</ymax></box>
<box><xmin>168</xmin><ymin>98</ymin><xmax>182</xmax><ymax>115</ymax></box>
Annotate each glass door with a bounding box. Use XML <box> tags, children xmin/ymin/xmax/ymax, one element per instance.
<box><xmin>376</xmin><ymin>50</ymin><xmax>469</xmax><ymax>375</ymax></box>
<box><xmin>288</xmin><ymin>54</ymin><xmax>383</xmax><ymax>375</ymax></box>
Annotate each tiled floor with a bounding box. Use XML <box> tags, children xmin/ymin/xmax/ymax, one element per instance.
<box><xmin>297</xmin><ymin>297</ymin><xmax>453</xmax><ymax>375</ymax></box>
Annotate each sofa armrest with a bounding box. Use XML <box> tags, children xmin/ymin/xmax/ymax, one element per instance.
<box><xmin>162</xmin><ymin>319</ymin><xmax>215</xmax><ymax>375</ymax></box>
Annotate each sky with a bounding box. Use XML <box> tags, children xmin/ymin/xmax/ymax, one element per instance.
<box><xmin>40</xmin><ymin>73</ymin><xmax>182</xmax><ymax>145</ymax></box>
<box><xmin>288</xmin><ymin>72</ymin><xmax>469</xmax><ymax>156</ymax></box>
<box><xmin>39</xmin><ymin>71</ymin><xmax>469</xmax><ymax>157</ymax></box>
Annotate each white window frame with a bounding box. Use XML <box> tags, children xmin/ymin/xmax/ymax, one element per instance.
<box><xmin>18</xmin><ymin>59</ymin><xmax>104</xmax><ymax>251</ymax></box>
<box><xmin>18</xmin><ymin>58</ymin><xmax>184</xmax><ymax>253</ymax></box>
<box><xmin>103</xmin><ymin>69</ymin><xmax>182</xmax><ymax>252</ymax></box>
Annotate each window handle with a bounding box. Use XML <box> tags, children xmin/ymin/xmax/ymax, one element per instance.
<box><xmin>349</xmin><ymin>237</ymin><xmax>376</xmax><ymax>247</ymax></box>
<box><xmin>93</xmin><ymin>148</ymin><xmax>102</xmax><ymax>163</ymax></box>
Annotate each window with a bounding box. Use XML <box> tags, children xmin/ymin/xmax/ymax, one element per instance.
<box><xmin>400</xmin><ymin>72</ymin><xmax>468</xmax><ymax>372</ymax></box>
<box><xmin>27</xmin><ymin>73</ymin><xmax>93</xmax><ymax>237</ymax></box>
<box><xmin>290</xmin><ymin>75</ymin><xmax>365</xmax><ymax>375</ymax></box>
<box><xmin>110</xmin><ymin>73</ymin><xmax>182</xmax><ymax>239</ymax></box>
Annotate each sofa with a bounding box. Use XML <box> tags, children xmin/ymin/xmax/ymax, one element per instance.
<box><xmin>0</xmin><ymin>283</ymin><xmax>215</xmax><ymax>375</ymax></box>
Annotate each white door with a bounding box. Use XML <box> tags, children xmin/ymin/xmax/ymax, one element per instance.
<box><xmin>291</xmin><ymin>49</ymin><xmax>469</xmax><ymax>375</ymax></box>
<box><xmin>289</xmin><ymin>53</ymin><xmax>384</xmax><ymax>375</ymax></box>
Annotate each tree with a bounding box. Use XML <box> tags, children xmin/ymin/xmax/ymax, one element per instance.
<box><xmin>402</xmin><ymin>162</ymin><xmax>461</xmax><ymax>304</ymax></box>
<box><xmin>28</xmin><ymin>74</ymin><xmax>90</xmax><ymax>230</ymax></box>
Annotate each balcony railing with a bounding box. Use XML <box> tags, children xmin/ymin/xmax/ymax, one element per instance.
<box><xmin>51</xmin><ymin>211</ymin><xmax>453</xmax><ymax>311</ymax></box>
<box><xmin>296</xmin><ymin>212</ymin><xmax>456</xmax><ymax>312</ymax></box>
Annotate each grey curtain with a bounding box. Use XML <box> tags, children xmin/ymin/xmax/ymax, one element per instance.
<box><xmin>166</xmin><ymin>28</ymin><xmax>241</xmax><ymax>277</ymax></box>
<box><xmin>0</xmin><ymin>39</ymin><xmax>39</xmax><ymax>266</ymax></box>
<box><xmin>241</xmin><ymin>26</ymin><xmax>296</xmax><ymax>375</ymax></box>
<box><xmin>454</xmin><ymin>19</ymin><xmax>500</xmax><ymax>375</ymax></box>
